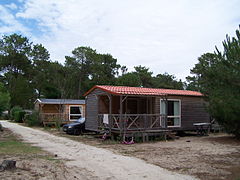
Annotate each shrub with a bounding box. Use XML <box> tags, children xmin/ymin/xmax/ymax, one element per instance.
<box><xmin>25</xmin><ymin>111</ymin><xmax>41</xmax><ymax>127</ymax></box>
<box><xmin>55</xmin><ymin>118</ymin><xmax>61</xmax><ymax>130</ymax></box>
<box><xmin>16</xmin><ymin>111</ymin><xmax>26</xmax><ymax>123</ymax></box>
<box><xmin>0</xmin><ymin>113</ymin><xmax>9</xmax><ymax>120</ymax></box>
<box><xmin>10</xmin><ymin>106</ymin><xmax>25</xmax><ymax>122</ymax></box>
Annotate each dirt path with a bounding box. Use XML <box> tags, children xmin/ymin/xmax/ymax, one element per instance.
<box><xmin>1</xmin><ymin>121</ymin><xmax>196</xmax><ymax>180</ymax></box>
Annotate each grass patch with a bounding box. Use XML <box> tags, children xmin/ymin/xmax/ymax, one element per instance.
<box><xmin>0</xmin><ymin>128</ymin><xmax>42</xmax><ymax>155</ymax></box>
<box><xmin>0</xmin><ymin>128</ymin><xmax>63</xmax><ymax>165</ymax></box>
<box><xmin>0</xmin><ymin>140</ymin><xmax>42</xmax><ymax>155</ymax></box>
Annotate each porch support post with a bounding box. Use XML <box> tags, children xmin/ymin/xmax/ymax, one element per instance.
<box><xmin>150</xmin><ymin>97</ymin><xmax>153</xmax><ymax>129</ymax></box>
<box><xmin>163</xmin><ymin>95</ymin><xmax>168</xmax><ymax>128</ymax></box>
<box><xmin>146</xmin><ymin>97</ymin><xmax>149</xmax><ymax>114</ymax></box>
<box><xmin>120</xmin><ymin>95</ymin><xmax>123</xmax><ymax>137</ymax></box>
<box><xmin>145</xmin><ymin>97</ymin><xmax>148</xmax><ymax>131</ymax></box>
<box><xmin>109</xmin><ymin>94</ymin><xmax>112</xmax><ymax>139</ymax></box>
<box><xmin>165</xmin><ymin>95</ymin><xmax>168</xmax><ymax>128</ymax></box>
<box><xmin>125</xmin><ymin>98</ymin><xmax>127</xmax><ymax>114</ymax></box>
<box><xmin>150</xmin><ymin>97</ymin><xmax>152</xmax><ymax>114</ymax></box>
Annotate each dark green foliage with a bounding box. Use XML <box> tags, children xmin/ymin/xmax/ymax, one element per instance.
<box><xmin>10</xmin><ymin>106</ymin><xmax>24</xmax><ymax>122</ymax></box>
<box><xmin>0</xmin><ymin>113</ymin><xmax>9</xmax><ymax>120</ymax></box>
<box><xmin>153</xmin><ymin>73</ymin><xmax>184</xmax><ymax>90</ymax></box>
<box><xmin>0</xmin><ymin>34</ymin><xmax>35</xmax><ymax>108</ymax></box>
<box><xmin>0</xmin><ymin>82</ymin><xmax>10</xmax><ymax>116</ymax></box>
<box><xmin>188</xmin><ymin>27</ymin><xmax>240</xmax><ymax>138</ymax></box>
<box><xmin>64</xmin><ymin>47</ymin><xmax>121</xmax><ymax>98</ymax></box>
<box><xmin>185</xmin><ymin>76</ymin><xmax>200</xmax><ymax>91</ymax></box>
<box><xmin>15</xmin><ymin>111</ymin><xmax>26</xmax><ymax>123</ymax></box>
<box><xmin>25</xmin><ymin>111</ymin><xmax>40</xmax><ymax>127</ymax></box>
<box><xmin>116</xmin><ymin>69</ymin><xmax>184</xmax><ymax>89</ymax></box>
<box><xmin>0</xmin><ymin>34</ymin><xmax>64</xmax><ymax>107</ymax></box>
<box><xmin>64</xmin><ymin>47</ymin><xmax>97</xmax><ymax>98</ymax></box>
<box><xmin>0</xmin><ymin>34</ymin><xmax>32</xmax><ymax>75</ymax></box>
<box><xmin>91</xmin><ymin>53</ymin><xmax>120</xmax><ymax>85</ymax></box>
<box><xmin>134</xmin><ymin>66</ymin><xmax>153</xmax><ymax>87</ymax></box>
<box><xmin>9</xmin><ymin>75</ymin><xmax>35</xmax><ymax>108</ymax></box>
<box><xmin>34</xmin><ymin>60</ymin><xmax>65</xmax><ymax>99</ymax></box>
<box><xmin>43</xmin><ymin>86</ymin><xmax>61</xmax><ymax>99</ymax></box>
<box><xmin>116</xmin><ymin>72</ymin><xmax>141</xmax><ymax>87</ymax></box>
<box><xmin>10</xmin><ymin>106</ymin><xmax>22</xmax><ymax>120</ymax></box>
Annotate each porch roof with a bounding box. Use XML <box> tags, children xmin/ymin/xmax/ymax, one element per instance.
<box><xmin>84</xmin><ymin>85</ymin><xmax>203</xmax><ymax>97</ymax></box>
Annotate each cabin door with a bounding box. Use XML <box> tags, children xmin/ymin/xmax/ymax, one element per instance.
<box><xmin>160</xmin><ymin>99</ymin><xmax>181</xmax><ymax>127</ymax></box>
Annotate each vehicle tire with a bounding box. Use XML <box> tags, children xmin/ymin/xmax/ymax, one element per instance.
<box><xmin>74</xmin><ymin>129</ymin><xmax>80</xmax><ymax>135</ymax></box>
<box><xmin>80</xmin><ymin>129</ymin><xmax>84</xmax><ymax>135</ymax></box>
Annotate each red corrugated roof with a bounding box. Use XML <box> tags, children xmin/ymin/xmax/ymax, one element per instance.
<box><xmin>84</xmin><ymin>85</ymin><xmax>203</xmax><ymax>97</ymax></box>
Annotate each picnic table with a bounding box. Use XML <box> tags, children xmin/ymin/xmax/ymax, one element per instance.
<box><xmin>193</xmin><ymin>122</ymin><xmax>211</xmax><ymax>136</ymax></box>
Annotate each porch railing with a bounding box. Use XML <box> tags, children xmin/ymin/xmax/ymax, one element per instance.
<box><xmin>39</xmin><ymin>113</ymin><xmax>69</xmax><ymax>124</ymax></box>
<box><xmin>97</xmin><ymin>114</ymin><xmax>167</xmax><ymax>132</ymax></box>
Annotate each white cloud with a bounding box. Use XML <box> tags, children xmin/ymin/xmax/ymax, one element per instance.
<box><xmin>3</xmin><ymin>0</ymin><xmax>240</xmax><ymax>80</ymax></box>
<box><xmin>5</xmin><ymin>3</ymin><xmax>18</xmax><ymax>10</ymax></box>
<box><xmin>0</xmin><ymin>5</ymin><xmax>30</xmax><ymax>35</ymax></box>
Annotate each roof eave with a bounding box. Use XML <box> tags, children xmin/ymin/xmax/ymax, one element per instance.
<box><xmin>34</xmin><ymin>98</ymin><xmax>42</xmax><ymax>104</ymax></box>
<box><xmin>84</xmin><ymin>85</ymin><xmax>122</xmax><ymax>96</ymax></box>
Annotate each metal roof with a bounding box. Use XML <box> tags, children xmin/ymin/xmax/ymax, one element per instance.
<box><xmin>84</xmin><ymin>85</ymin><xmax>203</xmax><ymax>97</ymax></box>
<box><xmin>36</xmin><ymin>99</ymin><xmax>85</xmax><ymax>105</ymax></box>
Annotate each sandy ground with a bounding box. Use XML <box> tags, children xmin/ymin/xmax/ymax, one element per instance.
<box><xmin>0</xmin><ymin>121</ymin><xmax>196</xmax><ymax>180</ymax></box>
<box><xmin>0</xmin><ymin>128</ymin><xmax>66</xmax><ymax>180</ymax></box>
<box><xmin>0</xmin><ymin>154</ymin><xmax>72</xmax><ymax>180</ymax></box>
<box><xmin>102</xmin><ymin>135</ymin><xmax>240</xmax><ymax>180</ymax></box>
<box><xmin>41</xmin><ymin>127</ymin><xmax>240</xmax><ymax>180</ymax></box>
<box><xmin>0</xmin><ymin>127</ymin><xmax>96</xmax><ymax>180</ymax></box>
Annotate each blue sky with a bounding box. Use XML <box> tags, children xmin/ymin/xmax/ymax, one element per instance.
<box><xmin>0</xmin><ymin>0</ymin><xmax>239</xmax><ymax>80</ymax></box>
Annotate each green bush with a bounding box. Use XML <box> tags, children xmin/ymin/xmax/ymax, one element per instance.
<box><xmin>1</xmin><ymin>113</ymin><xmax>9</xmax><ymax>120</ymax></box>
<box><xmin>16</xmin><ymin>111</ymin><xmax>26</xmax><ymax>123</ymax></box>
<box><xmin>10</xmin><ymin>106</ymin><xmax>25</xmax><ymax>122</ymax></box>
<box><xmin>55</xmin><ymin>118</ymin><xmax>61</xmax><ymax>130</ymax></box>
<box><xmin>25</xmin><ymin>111</ymin><xmax>41</xmax><ymax>127</ymax></box>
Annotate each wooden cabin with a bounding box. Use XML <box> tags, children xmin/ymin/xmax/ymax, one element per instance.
<box><xmin>35</xmin><ymin>99</ymin><xmax>85</xmax><ymax>126</ymax></box>
<box><xmin>84</xmin><ymin>85</ymin><xmax>210</xmax><ymax>138</ymax></box>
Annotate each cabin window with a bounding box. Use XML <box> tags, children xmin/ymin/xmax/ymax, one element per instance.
<box><xmin>69</xmin><ymin>105</ymin><xmax>83</xmax><ymax>121</ymax></box>
<box><xmin>160</xmin><ymin>99</ymin><xmax>181</xmax><ymax>127</ymax></box>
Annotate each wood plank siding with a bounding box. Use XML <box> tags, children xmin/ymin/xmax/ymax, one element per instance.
<box><xmin>155</xmin><ymin>95</ymin><xmax>210</xmax><ymax>130</ymax></box>
<box><xmin>86</xmin><ymin>88</ymin><xmax>108</xmax><ymax>131</ymax></box>
<box><xmin>35</xmin><ymin>100</ymin><xmax>86</xmax><ymax>126</ymax></box>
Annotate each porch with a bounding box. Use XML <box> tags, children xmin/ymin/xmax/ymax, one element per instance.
<box><xmin>96</xmin><ymin>94</ymin><xmax>170</xmax><ymax>139</ymax></box>
<box><xmin>39</xmin><ymin>113</ymin><xmax>69</xmax><ymax>126</ymax></box>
